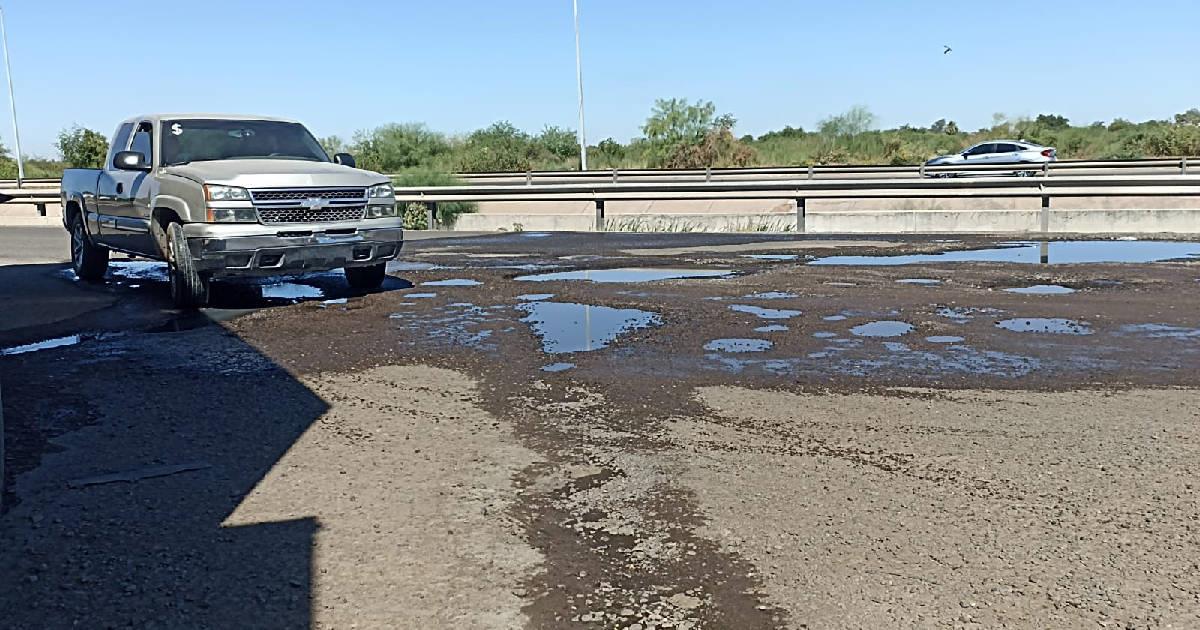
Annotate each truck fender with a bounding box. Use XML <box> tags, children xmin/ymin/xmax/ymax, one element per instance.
<box><xmin>150</xmin><ymin>195</ymin><xmax>192</xmax><ymax>258</ymax></box>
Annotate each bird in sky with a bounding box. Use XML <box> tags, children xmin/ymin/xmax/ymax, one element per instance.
<box><xmin>943</xmin><ymin>45</ymin><xmax>953</xmax><ymax>55</ymax></box>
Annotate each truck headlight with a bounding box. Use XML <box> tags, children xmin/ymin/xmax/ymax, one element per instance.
<box><xmin>204</xmin><ymin>184</ymin><xmax>251</xmax><ymax>201</ymax></box>
<box><xmin>206</xmin><ymin>207</ymin><xmax>259</xmax><ymax>222</ymax></box>
<box><xmin>364</xmin><ymin>203</ymin><xmax>398</xmax><ymax>218</ymax></box>
<box><xmin>367</xmin><ymin>183</ymin><xmax>394</xmax><ymax>199</ymax></box>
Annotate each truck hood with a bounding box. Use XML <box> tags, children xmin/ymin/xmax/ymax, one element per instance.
<box><xmin>161</xmin><ymin>159</ymin><xmax>388</xmax><ymax>188</ymax></box>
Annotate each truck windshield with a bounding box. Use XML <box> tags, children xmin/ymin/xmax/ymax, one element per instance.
<box><xmin>160</xmin><ymin>119</ymin><xmax>330</xmax><ymax>166</ymax></box>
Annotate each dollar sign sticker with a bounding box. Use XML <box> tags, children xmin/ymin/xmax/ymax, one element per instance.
<box><xmin>170</xmin><ymin>123</ymin><xmax>183</xmax><ymax>136</ymax></box>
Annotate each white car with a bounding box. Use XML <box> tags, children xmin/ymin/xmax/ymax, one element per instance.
<box><xmin>924</xmin><ymin>140</ymin><xmax>1057</xmax><ymax>176</ymax></box>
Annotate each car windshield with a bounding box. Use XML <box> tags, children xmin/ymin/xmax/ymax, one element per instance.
<box><xmin>160</xmin><ymin>119</ymin><xmax>329</xmax><ymax>166</ymax></box>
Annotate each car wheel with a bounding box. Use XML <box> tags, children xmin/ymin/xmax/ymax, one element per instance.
<box><xmin>166</xmin><ymin>222</ymin><xmax>210</xmax><ymax>309</ymax></box>
<box><xmin>70</xmin><ymin>211</ymin><xmax>109</xmax><ymax>282</ymax></box>
<box><xmin>345</xmin><ymin>263</ymin><xmax>387</xmax><ymax>290</ymax></box>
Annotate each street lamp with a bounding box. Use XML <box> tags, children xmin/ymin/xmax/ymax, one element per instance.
<box><xmin>572</xmin><ymin>0</ymin><xmax>588</xmax><ymax>171</ymax></box>
<box><xmin>0</xmin><ymin>7</ymin><xmax>23</xmax><ymax>187</ymax></box>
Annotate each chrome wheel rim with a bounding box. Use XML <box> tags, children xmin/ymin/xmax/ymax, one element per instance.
<box><xmin>71</xmin><ymin>221</ymin><xmax>84</xmax><ymax>270</ymax></box>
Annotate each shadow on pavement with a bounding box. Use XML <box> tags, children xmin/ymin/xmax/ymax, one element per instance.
<box><xmin>0</xmin><ymin>285</ymin><xmax>340</xmax><ymax>626</ymax></box>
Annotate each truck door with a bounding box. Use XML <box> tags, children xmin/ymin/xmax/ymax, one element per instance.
<box><xmin>93</xmin><ymin>122</ymin><xmax>134</xmax><ymax>248</ymax></box>
<box><xmin>104</xmin><ymin>121</ymin><xmax>156</xmax><ymax>254</ymax></box>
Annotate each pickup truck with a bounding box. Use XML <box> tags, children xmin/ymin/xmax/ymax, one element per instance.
<box><xmin>61</xmin><ymin>113</ymin><xmax>403</xmax><ymax>308</ymax></box>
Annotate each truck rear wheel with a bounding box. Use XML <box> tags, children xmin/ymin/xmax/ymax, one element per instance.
<box><xmin>70</xmin><ymin>212</ymin><xmax>109</xmax><ymax>282</ymax></box>
<box><xmin>345</xmin><ymin>263</ymin><xmax>387</xmax><ymax>290</ymax></box>
<box><xmin>166</xmin><ymin>222</ymin><xmax>210</xmax><ymax>309</ymax></box>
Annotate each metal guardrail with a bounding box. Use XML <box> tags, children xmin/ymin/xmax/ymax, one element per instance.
<box><xmin>443</xmin><ymin>157</ymin><xmax>1195</xmax><ymax>185</ymax></box>
<box><xmin>393</xmin><ymin>174</ymin><xmax>1200</xmax><ymax>232</ymax></box>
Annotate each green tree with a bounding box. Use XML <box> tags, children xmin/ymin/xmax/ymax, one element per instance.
<box><xmin>818</xmin><ymin>106</ymin><xmax>876</xmax><ymax>137</ymax></box>
<box><xmin>641</xmin><ymin>98</ymin><xmax>721</xmax><ymax>166</ymax></box>
<box><xmin>1034</xmin><ymin>114</ymin><xmax>1070</xmax><ymax>129</ymax></box>
<box><xmin>534</xmin><ymin>125</ymin><xmax>578</xmax><ymax>161</ymax></box>
<box><xmin>319</xmin><ymin>135</ymin><xmax>347</xmax><ymax>157</ymax></box>
<box><xmin>351</xmin><ymin>123</ymin><xmax>451</xmax><ymax>172</ymax></box>
<box><xmin>1174</xmin><ymin>108</ymin><xmax>1200</xmax><ymax>127</ymax></box>
<box><xmin>456</xmin><ymin>121</ymin><xmax>535</xmax><ymax>172</ymax></box>
<box><xmin>944</xmin><ymin>121</ymin><xmax>960</xmax><ymax>135</ymax></box>
<box><xmin>56</xmin><ymin>125</ymin><xmax>108</xmax><ymax>168</ymax></box>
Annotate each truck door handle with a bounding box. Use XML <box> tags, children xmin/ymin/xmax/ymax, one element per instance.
<box><xmin>116</xmin><ymin>183</ymin><xmax>124</xmax><ymax>194</ymax></box>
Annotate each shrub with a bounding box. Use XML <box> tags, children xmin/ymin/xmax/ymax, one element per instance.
<box><xmin>391</xmin><ymin>169</ymin><xmax>476</xmax><ymax>228</ymax></box>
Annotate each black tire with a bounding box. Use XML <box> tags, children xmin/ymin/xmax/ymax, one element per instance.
<box><xmin>166</xmin><ymin>222</ymin><xmax>209</xmax><ymax>309</ymax></box>
<box><xmin>70</xmin><ymin>211</ymin><xmax>109</xmax><ymax>282</ymax></box>
<box><xmin>345</xmin><ymin>263</ymin><xmax>387</xmax><ymax>290</ymax></box>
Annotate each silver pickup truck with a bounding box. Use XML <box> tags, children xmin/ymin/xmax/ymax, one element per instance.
<box><xmin>60</xmin><ymin>113</ymin><xmax>403</xmax><ymax>308</ymax></box>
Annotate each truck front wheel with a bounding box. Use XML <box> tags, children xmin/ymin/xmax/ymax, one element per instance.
<box><xmin>166</xmin><ymin>222</ymin><xmax>210</xmax><ymax>308</ymax></box>
<box><xmin>345</xmin><ymin>263</ymin><xmax>387</xmax><ymax>290</ymax></box>
<box><xmin>70</xmin><ymin>212</ymin><xmax>109</xmax><ymax>282</ymax></box>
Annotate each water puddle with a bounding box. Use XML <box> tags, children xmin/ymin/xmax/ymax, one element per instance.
<box><xmin>108</xmin><ymin>261</ymin><xmax>169</xmax><ymax>281</ymax></box>
<box><xmin>812</xmin><ymin>331</ymin><xmax>839</xmax><ymax>339</ymax></box>
<box><xmin>810</xmin><ymin>240</ymin><xmax>1200</xmax><ymax>266</ymax></box>
<box><xmin>996</xmin><ymin>318</ymin><xmax>1092</xmax><ymax>335</ymax></box>
<box><xmin>389</xmin><ymin>261</ymin><xmax>447</xmax><ymax>271</ymax></box>
<box><xmin>709</xmin><ymin>344</ymin><xmax>1039</xmax><ymax>378</ymax></box>
<box><xmin>516</xmin><ymin>268</ymin><xmax>732</xmax><ymax>283</ymax></box>
<box><xmin>754</xmin><ymin>324</ymin><xmax>789</xmax><ymax>333</ymax></box>
<box><xmin>2</xmin><ymin>334</ymin><xmax>83</xmax><ymax>356</ymax></box>
<box><xmin>522</xmin><ymin>232</ymin><xmax>552</xmax><ymax>238</ymax></box>
<box><xmin>897</xmin><ymin>278</ymin><xmax>941</xmax><ymax>285</ymax></box>
<box><xmin>741</xmin><ymin>254</ymin><xmax>800</xmax><ymax>261</ymax></box>
<box><xmin>744</xmin><ymin>291</ymin><xmax>798</xmax><ymax>300</ymax></box>
<box><xmin>822</xmin><ymin>314</ymin><xmax>848</xmax><ymax>322</ymax></box>
<box><xmin>422</xmin><ymin>278</ymin><xmax>482</xmax><ymax>287</ymax></box>
<box><xmin>823</xmin><ymin>282</ymin><xmax>857</xmax><ymax>287</ymax></box>
<box><xmin>850</xmin><ymin>320</ymin><xmax>914</xmax><ymax>337</ymax></box>
<box><xmin>729</xmin><ymin>304</ymin><xmax>803</xmax><ymax>319</ymax></box>
<box><xmin>517</xmin><ymin>301</ymin><xmax>661</xmax><ymax>354</ymax></box>
<box><xmin>405</xmin><ymin>292</ymin><xmax>438</xmax><ymax>299</ymax></box>
<box><xmin>517</xmin><ymin>293</ymin><xmax>556</xmax><ymax>302</ymax></box>
<box><xmin>926</xmin><ymin>335</ymin><xmax>965</xmax><ymax>344</ymax></box>
<box><xmin>936</xmin><ymin>306</ymin><xmax>1002</xmax><ymax>323</ymax></box>
<box><xmin>1117</xmin><ymin>323</ymin><xmax>1200</xmax><ymax>339</ymax></box>
<box><xmin>541</xmin><ymin>362</ymin><xmax>575</xmax><ymax>372</ymax></box>
<box><xmin>883</xmin><ymin>342</ymin><xmax>910</xmax><ymax>352</ymax></box>
<box><xmin>261</xmin><ymin>282</ymin><xmax>324</xmax><ymax>300</ymax></box>
<box><xmin>1004</xmin><ymin>285</ymin><xmax>1076</xmax><ymax>295</ymax></box>
<box><xmin>704</xmin><ymin>338</ymin><xmax>773</xmax><ymax>353</ymax></box>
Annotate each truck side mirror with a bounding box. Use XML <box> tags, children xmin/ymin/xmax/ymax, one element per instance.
<box><xmin>333</xmin><ymin>153</ymin><xmax>356</xmax><ymax>168</ymax></box>
<box><xmin>114</xmin><ymin>151</ymin><xmax>151</xmax><ymax>171</ymax></box>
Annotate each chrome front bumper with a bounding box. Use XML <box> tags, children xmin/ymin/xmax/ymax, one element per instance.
<box><xmin>181</xmin><ymin>220</ymin><xmax>404</xmax><ymax>277</ymax></box>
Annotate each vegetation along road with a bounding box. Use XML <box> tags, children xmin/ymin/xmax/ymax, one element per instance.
<box><xmin>2</xmin><ymin>230</ymin><xmax>1199</xmax><ymax>628</ymax></box>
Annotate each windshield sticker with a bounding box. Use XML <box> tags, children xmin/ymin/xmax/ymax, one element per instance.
<box><xmin>170</xmin><ymin>123</ymin><xmax>183</xmax><ymax>136</ymax></box>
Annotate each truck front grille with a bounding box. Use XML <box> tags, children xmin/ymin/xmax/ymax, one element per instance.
<box><xmin>258</xmin><ymin>206</ymin><xmax>366</xmax><ymax>224</ymax></box>
<box><xmin>250</xmin><ymin>188</ymin><xmax>367</xmax><ymax>202</ymax></box>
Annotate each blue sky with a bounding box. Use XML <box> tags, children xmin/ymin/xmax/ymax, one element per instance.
<box><xmin>4</xmin><ymin>0</ymin><xmax>1198</xmax><ymax>156</ymax></box>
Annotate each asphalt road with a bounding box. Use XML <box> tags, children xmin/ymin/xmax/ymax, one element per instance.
<box><xmin>2</xmin><ymin>230</ymin><xmax>1200</xmax><ymax>628</ymax></box>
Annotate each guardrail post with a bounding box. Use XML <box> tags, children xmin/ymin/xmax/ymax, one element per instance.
<box><xmin>1183</xmin><ymin>157</ymin><xmax>1189</xmax><ymax>175</ymax></box>
<box><xmin>594</xmin><ymin>199</ymin><xmax>605</xmax><ymax>232</ymax></box>
<box><xmin>35</xmin><ymin>202</ymin><xmax>46</xmax><ymax>217</ymax></box>
<box><xmin>795</xmin><ymin>198</ymin><xmax>806</xmax><ymax>233</ymax></box>
<box><xmin>1042</xmin><ymin>162</ymin><xmax>1049</xmax><ymax>177</ymax></box>
<box><xmin>919</xmin><ymin>164</ymin><xmax>926</xmax><ymax>178</ymax></box>
<box><xmin>525</xmin><ymin>170</ymin><xmax>532</xmax><ymax>186</ymax></box>
<box><xmin>1040</xmin><ymin>192</ymin><xmax>1050</xmax><ymax>233</ymax></box>
<box><xmin>612</xmin><ymin>168</ymin><xmax>618</xmax><ymax>183</ymax></box>
<box><xmin>705</xmin><ymin>167</ymin><xmax>712</xmax><ymax>182</ymax></box>
<box><xmin>807</xmin><ymin>165</ymin><xmax>814</xmax><ymax>180</ymax></box>
<box><xmin>426</xmin><ymin>202</ymin><xmax>437</xmax><ymax>230</ymax></box>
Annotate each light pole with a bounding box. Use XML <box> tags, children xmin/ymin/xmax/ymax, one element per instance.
<box><xmin>572</xmin><ymin>0</ymin><xmax>588</xmax><ymax>171</ymax></box>
<box><xmin>0</xmin><ymin>6</ymin><xmax>23</xmax><ymax>187</ymax></box>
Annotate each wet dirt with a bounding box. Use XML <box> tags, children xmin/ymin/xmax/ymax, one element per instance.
<box><xmin>6</xmin><ymin>233</ymin><xmax>1200</xmax><ymax>628</ymax></box>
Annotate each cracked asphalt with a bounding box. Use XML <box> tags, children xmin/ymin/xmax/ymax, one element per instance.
<box><xmin>2</xmin><ymin>228</ymin><xmax>1199</xmax><ymax>628</ymax></box>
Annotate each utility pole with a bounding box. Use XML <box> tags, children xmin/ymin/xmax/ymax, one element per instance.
<box><xmin>0</xmin><ymin>7</ymin><xmax>23</xmax><ymax>187</ymax></box>
<box><xmin>572</xmin><ymin>0</ymin><xmax>588</xmax><ymax>171</ymax></box>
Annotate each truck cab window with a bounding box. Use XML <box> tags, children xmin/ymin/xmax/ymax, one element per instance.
<box><xmin>107</xmin><ymin>122</ymin><xmax>134</xmax><ymax>168</ymax></box>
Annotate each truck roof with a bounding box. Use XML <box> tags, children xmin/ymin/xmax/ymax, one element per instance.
<box><xmin>119</xmin><ymin>113</ymin><xmax>303</xmax><ymax>126</ymax></box>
